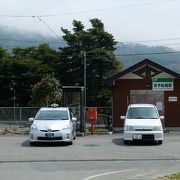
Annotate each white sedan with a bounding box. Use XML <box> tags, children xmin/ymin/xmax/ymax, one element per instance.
<box><xmin>29</xmin><ymin>106</ymin><xmax>76</xmax><ymax>145</ymax></box>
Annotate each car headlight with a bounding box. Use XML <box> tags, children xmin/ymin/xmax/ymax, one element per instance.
<box><xmin>124</xmin><ymin>126</ymin><xmax>135</xmax><ymax>131</ymax></box>
<box><xmin>152</xmin><ymin>126</ymin><xmax>163</xmax><ymax>131</ymax></box>
<box><xmin>62</xmin><ymin>126</ymin><xmax>70</xmax><ymax>131</ymax></box>
<box><xmin>31</xmin><ymin>125</ymin><xmax>38</xmax><ymax>131</ymax></box>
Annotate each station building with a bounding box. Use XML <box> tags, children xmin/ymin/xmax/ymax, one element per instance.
<box><xmin>105</xmin><ymin>59</ymin><xmax>180</xmax><ymax>130</ymax></box>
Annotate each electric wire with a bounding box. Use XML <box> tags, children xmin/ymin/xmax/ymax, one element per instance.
<box><xmin>115</xmin><ymin>51</ymin><xmax>180</xmax><ymax>57</ymax></box>
<box><xmin>35</xmin><ymin>16</ymin><xmax>61</xmax><ymax>40</ymax></box>
<box><xmin>0</xmin><ymin>0</ymin><xmax>179</xmax><ymax>55</ymax></box>
<box><xmin>0</xmin><ymin>0</ymin><xmax>176</xmax><ymax>18</ymax></box>
<box><xmin>0</xmin><ymin>0</ymin><xmax>177</xmax><ymax>43</ymax></box>
<box><xmin>57</xmin><ymin>51</ymin><xmax>180</xmax><ymax>57</ymax></box>
<box><xmin>1</xmin><ymin>37</ymin><xmax>180</xmax><ymax>47</ymax></box>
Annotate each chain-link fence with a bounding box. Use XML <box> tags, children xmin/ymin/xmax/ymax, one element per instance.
<box><xmin>85</xmin><ymin>107</ymin><xmax>112</xmax><ymax>131</ymax></box>
<box><xmin>0</xmin><ymin>107</ymin><xmax>39</xmax><ymax>128</ymax></box>
<box><xmin>0</xmin><ymin>107</ymin><xmax>112</xmax><ymax>131</ymax></box>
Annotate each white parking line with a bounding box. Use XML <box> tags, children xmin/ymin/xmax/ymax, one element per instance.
<box><xmin>82</xmin><ymin>169</ymin><xmax>135</xmax><ymax>180</ymax></box>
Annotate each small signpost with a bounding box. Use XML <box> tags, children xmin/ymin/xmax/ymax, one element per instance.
<box><xmin>87</xmin><ymin>107</ymin><xmax>97</xmax><ymax>135</ymax></box>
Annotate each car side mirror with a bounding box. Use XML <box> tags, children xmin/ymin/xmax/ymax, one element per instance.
<box><xmin>160</xmin><ymin>116</ymin><xmax>164</xmax><ymax>120</ymax></box>
<box><xmin>120</xmin><ymin>116</ymin><xmax>125</xmax><ymax>120</ymax></box>
<box><xmin>28</xmin><ymin>117</ymin><xmax>34</xmax><ymax>122</ymax></box>
<box><xmin>72</xmin><ymin>117</ymin><xmax>77</xmax><ymax>122</ymax></box>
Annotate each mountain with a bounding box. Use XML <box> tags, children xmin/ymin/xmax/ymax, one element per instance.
<box><xmin>115</xmin><ymin>43</ymin><xmax>180</xmax><ymax>73</ymax></box>
<box><xmin>0</xmin><ymin>25</ymin><xmax>66</xmax><ymax>50</ymax></box>
<box><xmin>0</xmin><ymin>26</ymin><xmax>180</xmax><ymax>73</ymax></box>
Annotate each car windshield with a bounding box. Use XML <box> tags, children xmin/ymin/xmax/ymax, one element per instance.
<box><xmin>127</xmin><ymin>107</ymin><xmax>159</xmax><ymax>119</ymax></box>
<box><xmin>35</xmin><ymin>110</ymin><xmax>69</xmax><ymax>120</ymax></box>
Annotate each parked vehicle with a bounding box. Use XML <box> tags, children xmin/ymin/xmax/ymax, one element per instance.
<box><xmin>29</xmin><ymin>104</ymin><xmax>77</xmax><ymax>145</ymax></box>
<box><xmin>121</xmin><ymin>104</ymin><xmax>164</xmax><ymax>144</ymax></box>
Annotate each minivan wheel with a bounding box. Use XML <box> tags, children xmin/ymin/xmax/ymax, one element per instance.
<box><xmin>68</xmin><ymin>141</ymin><xmax>73</xmax><ymax>145</ymax></box>
<box><xmin>157</xmin><ymin>140</ymin><xmax>162</xmax><ymax>145</ymax></box>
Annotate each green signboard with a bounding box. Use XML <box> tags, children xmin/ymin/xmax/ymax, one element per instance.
<box><xmin>152</xmin><ymin>78</ymin><xmax>173</xmax><ymax>91</ymax></box>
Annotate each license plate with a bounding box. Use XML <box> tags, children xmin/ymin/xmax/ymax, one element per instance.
<box><xmin>45</xmin><ymin>133</ymin><xmax>54</xmax><ymax>138</ymax></box>
<box><xmin>133</xmin><ymin>134</ymin><xmax>142</xmax><ymax>139</ymax></box>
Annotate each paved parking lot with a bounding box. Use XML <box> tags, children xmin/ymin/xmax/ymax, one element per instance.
<box><xmin>0</xmin><ymin>132</ymin><xmax>180</xmax><ymax>180</ymax></box>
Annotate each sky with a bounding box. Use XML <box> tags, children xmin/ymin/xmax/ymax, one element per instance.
<box><xmin>0</xmin><ymin>0</ymin><xmax>180</xmax><ymax>49</ymax></box>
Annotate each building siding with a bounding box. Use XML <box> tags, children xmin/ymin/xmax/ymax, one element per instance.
<box><xmin>113</xmin><ymin>79</ymin><xmax>180</xmax><ymax>127</ymax></box>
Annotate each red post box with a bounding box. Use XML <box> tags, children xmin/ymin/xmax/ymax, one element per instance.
<box><xmin>87</xmin><ymin>107</ymin><xmax>97</xmax><ymax>135</ymax></box>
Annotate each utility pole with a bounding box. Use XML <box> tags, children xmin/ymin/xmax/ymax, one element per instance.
<box><xmin>10</xmin><ymin>80</ymin><xmax>16</xmax><ymax>119</ymax></box>
<box><xmin>83</xmin><ymin>51</ymin><xmax>86</xmax><ymax>133</ymax></box>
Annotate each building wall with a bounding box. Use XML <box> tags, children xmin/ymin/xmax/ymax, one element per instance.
<box><xmin>113</xmin><ymin>78</ymin><xmax>180</xmax><ymax>127</ymax></box>
<box><xmin>164</xmin><ymin>79</ymin><xmax>180</xmax><ymax>126</ymax></box>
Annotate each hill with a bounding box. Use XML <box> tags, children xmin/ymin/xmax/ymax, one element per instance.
<box><xmin>115</xmin><ymin>43</ymin><xmax>180</xmax><ymax>73</ymax></box>
<box><xmin>0</xmin><ymin>25</ymin><xmax>66</xmax><ymax>50</ymax></box>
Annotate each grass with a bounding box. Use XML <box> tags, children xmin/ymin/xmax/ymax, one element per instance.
<box><xmin>158</xmin><ymin>173</ymin><xmax>180</xmax><ymax>180</ymax></box>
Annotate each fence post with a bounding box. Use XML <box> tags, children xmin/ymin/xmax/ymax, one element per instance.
<box><xmin>19</xmin><ymin>107</ymin><xmax>22</xmax><ymax>127</ymax></box>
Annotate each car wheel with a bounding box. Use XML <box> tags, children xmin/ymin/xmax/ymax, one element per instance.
<box><xmin>30</xmin><ymin>141</ymin><xmax>35</xmax><ymax>146</ymax></box>
<box><xmin>124</xmin><ymin>140</ymin><xmax>129</xmax><ymax>144</ymax></box>
<box><xmin>73</xmin><ymin>132</ymin><xmax>76</xmax><ymax>140</ymax></box>
<box><xmin>68</xmin><ymin>141</ymin><xmax>73</xmax><ymax>145</ymax></box>
<box><xmin>157</xmin><ymin>140</ymin><xmax>162</xmax><ymax>145</ymax></box>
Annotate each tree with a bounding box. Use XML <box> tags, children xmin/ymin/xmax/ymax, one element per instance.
<box><xmin>57</xmin><ymin>18</ymin><xmax>123</xmax><ymax>106</ymax></box>
<box><xmin>0</xmin><ymin>56</ymin><xmax>52</xmax><ymax>106</ymax></box>
<box><xmin>31</xmin><ymin>74</ymin><xmax>62</xmax><ymax>106</ymax></box>
<box><xmin>0</xmin><ymin>47</ymin><xmax>9</xmax><ymax>59</ymax></box>
<box><xmin>12</xmin><ymin>44</ymin><xmax>59</xmax><ymax>68</ymax></box>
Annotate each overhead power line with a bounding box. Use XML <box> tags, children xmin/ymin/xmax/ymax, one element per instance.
<box><xmin>0</xmin><ymin>0</ymin><xmax>176</xmax><ymax>18</ymax></box>
<box><xmin>1</xmin><ymin>40</ymin><xmax>180</xmax><ymax>57</ymax></box>
<box><xmin>120</xmin><ymin>37</ymin><xmax>180</xmax><ymax>44</ymax></box>
<box><xmin>58</xmin><ymin>51</ymin><xmax>180</xmax><ymax>57</ymax></box>
<box><xmin>0</xmin><ymin>0</ymin><xmax>177</xmax><ymax>42</ymax></box>
<box><xmin>35</xmin><ymin>17</ymin><xmax>61</xmax><ymax>40</ymax></box>
<box><xmin>1</xmin><ymin>37</ymin><xmax>180</xmax><ymax>46</ymax></box>
<box><xmin>115</xmin><ymin>51</ymin><xmax>180</xmax><ymax>57</ymax></box>
<box><xmin>0</xmin><ymin>38</ymin><xmax>60</xmax><ymax>44</ymax></box>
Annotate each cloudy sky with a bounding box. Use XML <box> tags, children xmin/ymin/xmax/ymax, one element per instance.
<box><xmin>0</xmin><ymin>0</ymin><xmax>180</xmax><ymax>49</ymax></box>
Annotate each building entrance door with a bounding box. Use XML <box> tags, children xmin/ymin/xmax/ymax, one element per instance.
<box><xmin>130</xmin><ymin>90</ymin><xmax>164</xmax><ymax>116</ymax></box>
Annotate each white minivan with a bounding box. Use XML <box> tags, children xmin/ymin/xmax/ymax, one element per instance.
<box><xmin>121</xmin><ymin>104</ymin><xmax>164</xmax><ymax>144</ymax></box>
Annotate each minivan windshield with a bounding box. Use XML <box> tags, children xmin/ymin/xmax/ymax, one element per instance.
<box><xmin>127</xmin><ymin>107</ymin><xmax>159</xmax><ymax>119</ymax></box>
<box><xmin>35</xmin><ymin>110</ymin><xmax>69</xmax><ymax>120</ymax></box>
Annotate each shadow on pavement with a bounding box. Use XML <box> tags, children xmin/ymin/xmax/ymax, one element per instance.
<box><xmin>21</xmin><ymin>140</ymin><xmax>31</xmax><ymax>147</ymax></box>
<box><xmin>112</xmin><ymin>138</ymin><xmax>161</xmax><ymax>146</ymax></box>
<box><xmin>21</xmin><ymin>140</ymin><xmax>72</xmax><ymax>147</ymax></box>
<box><xmin>112</xmin><ymin>138</ymin><xmax>124</xmax><ymax>146</ymax></box>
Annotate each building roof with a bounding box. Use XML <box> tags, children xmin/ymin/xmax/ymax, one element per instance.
<box><xmin>105</xmin><ymin>59</ymin><xmax>180</xmax><ymax>85</ymax></box>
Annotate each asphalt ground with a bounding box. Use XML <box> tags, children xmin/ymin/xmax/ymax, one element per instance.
<box><xmin>0</xmin><ymin>132</ymin><xmax>180</xmax><ymax>180</ymax></box>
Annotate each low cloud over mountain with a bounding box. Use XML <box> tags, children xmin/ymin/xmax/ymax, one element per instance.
<box><xmin>0</xmin><ymin>26</ymin><xmax>180</xmax><ymax>73</ymax></box>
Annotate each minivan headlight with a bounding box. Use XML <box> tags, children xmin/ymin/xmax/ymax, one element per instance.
<box><xmin>124</xmin><ymin>126</ymin><xmax>135</xmax><ymax>131</ymax></box>
<box><xmin>152</xmin><ymin>126</ymin><xmax>163</xmax><ymax>131</ymax></box>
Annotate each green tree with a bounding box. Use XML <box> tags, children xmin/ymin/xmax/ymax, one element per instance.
<box><xmin>0</xmin><ymin>56</ymin><xmax>52</xmax><ymax>106</ymax></box>
<box><xmin>12</xmin><ymin>44</ymin><xmax>59</xmax><ymax>68</ymax></box>
<box><xmin>0</xmin><ymin>47</ymin><xmax>9</xmax><ymax>59</ymax></box>
<box><xmin>57</xmin><ymin>18</ymin><xmax>123</xmax><ymax>106</ymax></box>
<box><xmin>31</xmin><ymin>74</ymin><xmax>62</xmax><ymax>106</ymax></box>
<box><xmin>0</xmin><ymin>44</ymin><xmax>58</xmax><ymax>106</ymax></box>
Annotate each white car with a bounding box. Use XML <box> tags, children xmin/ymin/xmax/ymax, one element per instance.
<box><xmin>29</xmin><ymin>106</ymin><xmax>77</xmax><ymax>145</ymax></box>
<box><xmin>121</xmin><ymin>104</ymin><xmax>164</xmax><ymax>144</ymax></box>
